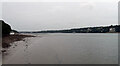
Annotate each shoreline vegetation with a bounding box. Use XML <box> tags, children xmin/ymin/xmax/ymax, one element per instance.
<box><xmin>0</xmin><ymin>20</ymin><xmax>35</xmax><ymax>53</ymax></box>
<box><xmin>21</xmin><ymin>25</ymin><xmax>120</xmax><ymax>33</ymax></box>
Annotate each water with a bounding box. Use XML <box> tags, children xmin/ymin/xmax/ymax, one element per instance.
<box><xmin>3</xmin><ymin>33</ymin><xmax>118</xmax><ymax>64</ymax></box>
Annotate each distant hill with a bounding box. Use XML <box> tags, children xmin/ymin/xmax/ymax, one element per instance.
<box><xmin>20</xmin><ymin>25</ymin><xmax>120</xmax><ymax>33</ymax></box>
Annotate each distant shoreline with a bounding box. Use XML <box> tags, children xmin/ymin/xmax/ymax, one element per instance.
<box><xmin>20</xmin><ymin>25</ymin><xmax>120</xmax><ymax>33</ymax></box>
<box><xmin>20</xmin><ymin>32</ymin><xmax>120</xmax><ymax>34</ymax></box>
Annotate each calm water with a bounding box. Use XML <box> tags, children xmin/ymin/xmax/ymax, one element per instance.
<box><xmin>3</xmin><ymin>33</ymin><xmax>118</xmax><ymax>64</ymax></box>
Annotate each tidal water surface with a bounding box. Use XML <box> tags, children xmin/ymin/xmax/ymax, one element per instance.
<box><xmin>3</xmin><ymin>33</ymin><xmax>118</xmax><ymax>64</ymax></box>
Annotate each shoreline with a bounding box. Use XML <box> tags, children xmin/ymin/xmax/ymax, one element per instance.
<box><xmin>2</xmin><ymin>34</ymin><xmax>35</xmax><ymax>48</ymax></box>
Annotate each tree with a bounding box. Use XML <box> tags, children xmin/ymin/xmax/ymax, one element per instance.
<box><xmin>0</xmin><ymin>20</ymin><xmax>12</xmax><ymax>36</ymax></box>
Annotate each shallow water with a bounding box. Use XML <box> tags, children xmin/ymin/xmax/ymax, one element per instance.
<box><xmin>3</xmin><ymin>33</ymin><xmax>118</xmax><ymax>64</ymax></box>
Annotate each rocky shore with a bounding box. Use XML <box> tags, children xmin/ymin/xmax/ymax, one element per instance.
<box><xmin>2</xmin><ymin>34</ymin><xmax>35</xmax><ymax>48</ymax></box>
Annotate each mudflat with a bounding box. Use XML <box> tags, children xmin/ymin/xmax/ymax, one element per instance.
<box><xmin>2</xmin><ymin>34</ymin><xmax>35</xmax><ymax>48</ymax></box>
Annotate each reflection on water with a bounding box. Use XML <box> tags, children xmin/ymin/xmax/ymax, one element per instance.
<box><xmin>3</xmin><ymin>33</ymin><xmax>118</xmax><ymax>64</ymax></box>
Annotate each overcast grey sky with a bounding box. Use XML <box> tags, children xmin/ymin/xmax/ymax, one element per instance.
<box><xmin>1</xmin><ymin>0</ymin><xmax>119</xmax><ymax>31</ymax></box>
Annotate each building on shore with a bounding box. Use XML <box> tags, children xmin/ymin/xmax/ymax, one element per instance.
<box><xmin>109</xmin><ymin>28</ymin><xmax>116</xmax><ymax>33</ymax></box>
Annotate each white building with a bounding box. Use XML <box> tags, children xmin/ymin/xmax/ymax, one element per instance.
<box><xmin>109</xmin><ymin>28</ymin><xmax>116</xmax><ymax>33</ymax></box>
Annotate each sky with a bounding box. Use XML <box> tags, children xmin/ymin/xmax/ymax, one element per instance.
<box><xmin>0</xmin><ymin>0</ymin><xmax>2</xmax><ymax>20</ymax></box>
<box><xmin>0</xmin><ymin>0</ymin><xmax>120</xmax><ymax>31</ymax></box>
<box><xmin>1</xmin><ymin>0</ymin><xmax>119</xmax><ymax>2</ymax></box>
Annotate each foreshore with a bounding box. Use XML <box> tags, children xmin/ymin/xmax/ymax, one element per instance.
<box><xmin>2</xmin><ymin>34</ymin><xmax>35</xmax><ymax>48</ymax></box>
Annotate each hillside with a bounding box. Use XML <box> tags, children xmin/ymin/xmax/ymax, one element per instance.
<box><xmin>0</xmin><ymin>20</ymin><xmax>12</xmax><ymax>36</ymax></box>
<box><xmin>21</xmin><ymin>25</ymin><xmax>120</xmax><ymax>33</ymax></box>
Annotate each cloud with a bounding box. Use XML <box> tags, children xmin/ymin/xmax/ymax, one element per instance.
<box><xmin>1</xmin><ymin>0</ymin><xmax>119</xmax><ymax>2</ymax></box>
<box><xmin>0</xmin><ymin>2</ymin><xmax>2</xmax><ymax>19</ymax></box>
<box><xmin>2</xmin><ymin>2</ymin><xmax>118</xmax><ymax>31</ymax></box>
<box><xmin>79</xmin><ymin>2</ymin><xmax>95</xmax><ymax>10</ymax></box>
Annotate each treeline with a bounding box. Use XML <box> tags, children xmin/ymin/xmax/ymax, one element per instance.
<box><xmin>1</xmin><ymin>20</ymin><xmax>12</xmax><ymax>36</ymax></box>
<box><xmin>21</xmin><ymin>25</ymin><xmax>120</xmax><ymax>33</ymax></box>
<box><xmin>0</xmin><ymin>20</ymin><xmax>18</xmax><ymax>37</ymax></box>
